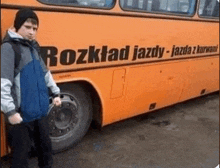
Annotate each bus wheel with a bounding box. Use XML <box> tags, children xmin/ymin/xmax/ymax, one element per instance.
<box><xmin>47</xmin><ymin>84</ymin><xmax>92</xmax><ymax>153</ymax></box>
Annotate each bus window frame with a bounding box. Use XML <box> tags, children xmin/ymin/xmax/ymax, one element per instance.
<box><xmin>37</xmin><ymin>0</ymin><xmax>116</xmax><ymax>10</ymax></box>
<box><xmin>118</xmin><ymin>0</ymin><xmax>198</xmax><ymax>18</ymax></box>
<box><xmin>197</xmin><ymin>0</ymin><xmax>220</xmax><ymax>20</ymax></box>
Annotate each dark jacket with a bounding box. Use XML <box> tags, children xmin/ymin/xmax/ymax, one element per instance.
<box><xmin>1</xmin><ymin>30</ymin><xmax>60</xmax><ymax>122</ymax></box>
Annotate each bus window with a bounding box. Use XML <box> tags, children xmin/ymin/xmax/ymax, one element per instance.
<box><xmin>38</xmin><ymin>0</ymin><xmax>115</xmax><ymax>8</ymax></box>
<box><xmin>105</xmin><ymin>0</ymin><xmax>114</xmax><ymax>7</ymax></box>
<box><xmin>120</xmin><ymin>0</ymin><xmax>196</xmax><ymax>15</ymax></box>
<box><xmin>199</xmin><ymin>0</ymin><xmax>219</xmax><ymax>18</ymax></box>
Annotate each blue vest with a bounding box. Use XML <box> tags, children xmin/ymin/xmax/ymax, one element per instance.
<box><xmin>20</xmin><ymin>47</ymin><xmax>49</xmax><ymax>122</ymax></box>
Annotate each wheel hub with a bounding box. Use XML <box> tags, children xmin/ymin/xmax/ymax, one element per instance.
<box><xmin>48</xmin><ymin>94</ymin><xmax>79</xmax><ymax>138</ymax></box>
<box><xmin>55</xmin><ymin>107</ymin><xmax>72</xmax><ymax>129</ymax></box>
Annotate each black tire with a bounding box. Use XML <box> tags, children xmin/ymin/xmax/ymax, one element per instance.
<box><xmin>47</xmin><ymin>83</ymin><xmax>92</xmax><ymax>153</ymax></box>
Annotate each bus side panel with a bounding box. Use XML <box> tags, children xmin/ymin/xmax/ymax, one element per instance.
<box><xmin>179</xmin><ymin>57</ymin><xmax>219</xmax><ymax>101</ymax></box>
<box><xmin>1</xmin><ymin>113</ymin><xmax>9</xmax><ymax>157</ymax></box>
<box><xmin>103</xmin><ymin>57</ymin><xmax>219</xmax><ymax>125</ymax></box>
<box><xmin>1</xmin><ymin>9</ymin><xmax>17</xmax><ymax>38</ymax></box>
<box><xmin>123</xmin><ymin>61</ymin><xmax>185</xmax><ymax>118</ymax></box>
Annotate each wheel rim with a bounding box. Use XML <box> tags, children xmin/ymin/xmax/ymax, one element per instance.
<box><xmin>48</xmin><ymin>93</ymin><xmax>79</xmax><ymax>139</ymax></box>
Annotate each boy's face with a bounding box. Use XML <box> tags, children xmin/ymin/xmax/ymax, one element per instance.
<box><xmin>17</xmin><ymin>20</ymin><xmax>38</xmax><ymax>41</ymax></box>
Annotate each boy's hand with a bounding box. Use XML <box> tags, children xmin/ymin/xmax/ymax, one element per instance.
<box><xmin>8</xmin><ymin>113</ymin><xmax>23</xmax><ymax>125</ymax></box>
<box><xmin>53</xmin><ymin>97</ymin><xmax>62</xmax><ymax>107</ymax></box>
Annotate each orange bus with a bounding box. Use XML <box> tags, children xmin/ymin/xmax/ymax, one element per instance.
<box><xmin>1</xmin><ymin>0</ymin><xmax>219</xmax><ymax>156</ymax></box>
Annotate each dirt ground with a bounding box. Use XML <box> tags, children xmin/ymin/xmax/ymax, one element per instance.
<box><xmin>1</xmin><ymin>92</ymin><xmax>219</xmax><ymax>168</ymax></box>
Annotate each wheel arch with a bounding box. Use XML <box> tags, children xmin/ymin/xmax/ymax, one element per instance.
<box><xmin>57</xmin><ymin>80</ymin><xmax>103</xmax><ymax>128</ymax></box>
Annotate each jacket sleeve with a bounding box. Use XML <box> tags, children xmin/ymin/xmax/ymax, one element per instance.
<box><xmin>45</xmin><ymin>71</ymin><xmax>60</xmax><ymax>97</ymax></box>
<box><xmin>38</xmin><ymin>52</ymin><xmax>60</xmax><ymax>97</ymax></box>
<box><xmin>1</xmin><ymin>43</ymin><xmax>17</xmax><ymax>117</ymax></box>
<box><xmin>33</xmin><ymin>41</ymin><xmax>60</xmax><ymax>97</ymax></box>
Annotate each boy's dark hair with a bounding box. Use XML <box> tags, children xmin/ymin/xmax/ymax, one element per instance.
<box><xmin>26</xmin><ymin>18</ymin><xmax>38</xmax><ymax>26</ymax></box>
<box><xmin>14</xmin><ymin>8</ymin><xmax>39</xmax><ymax>31</ymax></box>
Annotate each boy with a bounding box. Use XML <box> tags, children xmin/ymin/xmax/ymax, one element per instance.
<box><xmin>1</xmin><ymin>8</ymin><xmax>61</xmax><ymax>168</ymax></box>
